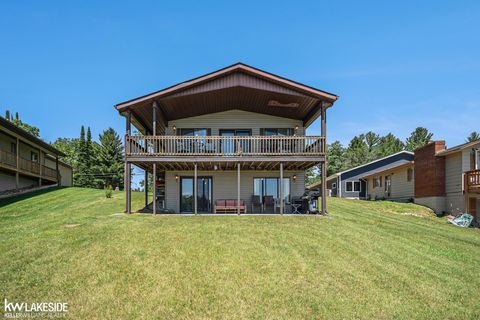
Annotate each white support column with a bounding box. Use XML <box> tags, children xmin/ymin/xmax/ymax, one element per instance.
<box><xmin>194</xmin><ymin>163</ymin><xmax>198</xmax><ymax>215</ymax></box>
<box><xmin>237</xmin><ymin>162</ymin><xmax>241</xmax><ymax>215</ymax></box>
<box><xmin>280</xmin><ymin>163</ymin><xmax>284</xmax><ymax>215</ymax></box>
<box><xmin>153</xmin><ymin>164</ymin><xmax>157</xmax><ymax>214</ymax></box>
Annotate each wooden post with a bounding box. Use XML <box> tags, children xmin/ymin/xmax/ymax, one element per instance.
<box><xmin>194</xmin><ymin>163</ymin><xmax>198</xmax><ymax>214</ymax></box>
<box><xmin>153</xmin><ymin>164</ymin><xmax>157</xmax><ymax>214</ymax></box>
<box><xmin>125</xmin><ymin>162</ymin><xmax>131</xmax><ymax>214</ymax></box>
<box><xmin>280</xmin><ymin>162</ymin><xmax>284</xmax><ymax>215</ymax></box>
<box><xmin>126</xmin><ymin>110</ymin><xmax>131</xmax><ymax>135</ymax></box>
<box><xmin>321</xmin><ymin>104</ymin><xmax>327</xmax><ymax>215</ymax></box>
<box><xmin>237</xmin><ymin>162</ymin><xmax>241</xmax><ymax>215</ymax></box>
<box><xmin>144</xmin><ymin>169</ymin><xmax>149</xmax><ymax>207</ymax></box>
<box><xmin>15</xmin><ymin>138</ymin><xmax>19</xmax><ymax>190</ymax></box>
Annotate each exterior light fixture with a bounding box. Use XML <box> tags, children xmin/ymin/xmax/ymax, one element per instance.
<box><xmin>173</xmin><ymin>125</ymin><xmax>177</xmax><ymax>133</ymax></box>
<box><xmin>292</xmin><ymin>175</ymin><xmax>297</xmax><ymax>182</ymax></box>
<box><xmin>175</xmin><ymin>174</ymin><xmax>179</xmax><ymax>182</ymax></box>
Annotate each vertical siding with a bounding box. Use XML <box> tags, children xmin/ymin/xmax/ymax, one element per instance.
<box><xmin>166</xmin><ymin>110</ymin><xmax>305</xmax><ymax>136</ymax></box>
<box><xmin>390</xmin><ymin>166</ymin><xmax>415</xmax><ymax>200</ymax></box>
<box><xmin>59</xmin><ymin>164</ymin><xmax>72</xmax><ymax>186</ymax></box>
<box><xmin>445</xmin><ymin>153</ymin><xmax>463</xmax><ymax>195</ymax></box>
<box><xmin>165</xmin><ymin>170</ymin><xmax>305</xmax><ymax>213</ymax></box>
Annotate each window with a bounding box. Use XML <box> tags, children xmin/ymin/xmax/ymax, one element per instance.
<box><xmin>253</xmin><ymin>178</ymin><xmax>291</xmax><ymax>204</ymax></box>
<box><xmin>407</xmin><ymin>168</ymin><xmax>414</xmax><ymax>182</ymax></box>
<box><xmin>10</xmin><ymin>142</ymin><xmax>16</xmax><ymax>154</ymax></box>
<box><xmin>261</xmin><ymin>128</ymin><xmax>294</xmax><ymax>136</ymax></box>
<box><xmin>346</xmin><ymin>181</ymin><xmax>361</xmax><ymax>192</ymax></box>
<box><xmin>332</xmin><ymin>182</ymin><xmax>337</xmax><ymax>189</ymax></box>
<box><xmin>177</xmin><ymin>128</ymin><xmax>210</xmax><ymax>136</ymax></box>
<box><xmin>31</xmin><ymin>152</ymin><xmax>38</xmax><ymax>162</ymax></box>
<box><xmin>476</xmin><ymin>149</ymin><xmax>480</xmax><ymax>170</ymax></box>
<box><xmin>374</xmin><ymin>177</ymin><xmax>381</xmax><ymax>188</ymax></box>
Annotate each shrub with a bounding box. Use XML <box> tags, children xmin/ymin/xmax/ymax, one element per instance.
<box><xmin>105</xmin><ymin>185</ymin><xmax>113</xmax><ymax>199</ymax></box>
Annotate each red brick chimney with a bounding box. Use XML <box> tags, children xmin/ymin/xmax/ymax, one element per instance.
<box><xmin>414</xmin><ymin>141</ymin><xmax>446</xmax><ymax>198</ymax></box>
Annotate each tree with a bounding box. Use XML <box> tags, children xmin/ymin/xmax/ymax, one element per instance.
<box><xmin>327</xmin><ymin>141</ymin><xmax>347</xmax><ymax>176</ymax></box>
<box><xmin>466</xmin><ymin>131</ymin><xmax>480</xmax><ymax>142</ymax></box>
<box><xmin>5</xmin><ymin>110</ymin><xmax>40</xmax><ymax>137</ymax></box>
<box><xmin>376</xmin><ymin>133</ymin><xmax>405</xmax><ymax>158</ymax></box>
<box><xmin>345</xmin><ymin>135</ymin><xmax>369</xmax><ymax>168</ymax></box>
<box><xmin>51</xmin><ymin>137</ymin><xmax>80</xmax><ymax>168</ymax></box>
<box><xmin>74</xmin><ymin>126</ymin><xmax>92</xmax><ymax>187</ymax></box>
<box><xmin>364</xmin><ymin>131</ymin><xmax>381</xmax><ymax>160</ymax></box>
<box><xmin>405</xmin><ymin>127</ymin><xmax>433</xmax><ymax>151</ymax></box>
<box><xmin>94</xmin><ymin>128</ymin><xmax>124</xmax><ymax>189</ymax></box>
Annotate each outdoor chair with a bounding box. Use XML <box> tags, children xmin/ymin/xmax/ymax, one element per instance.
<box><xmin>263</xmin><ymin>196</ymin><xmax>274</xmax><ymax>213</ymax></box>
<box><xmin>251</xmin><ymin>195</ymin><xmax>263</xmax><ymax>213</ymax></box>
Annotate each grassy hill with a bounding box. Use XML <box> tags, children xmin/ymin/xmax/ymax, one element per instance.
<box><xmin>1</xmin><ymin>187</ymin><xmax>479</xmax><ymax>319</ymax></box>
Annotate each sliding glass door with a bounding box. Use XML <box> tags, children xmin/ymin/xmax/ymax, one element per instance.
<box><xmin>219</xmin><ymin>129</ymin><xmax>251</xmax><ymax>154</ymax></box>
<box><xmin>253</xmin><ymin>178</ymin><xmax>291</xmax><ymax>204</ymax></box>
<box><xmin>180</xmin><ymin>177</ymin><xmax>212</xmax><ymax>213</ymax></box>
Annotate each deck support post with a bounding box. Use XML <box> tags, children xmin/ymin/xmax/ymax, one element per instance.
<box><xmin>144</xmin><ymin>169</ymin><xmax>149</xmax><ymax>207</ymax></box>
<box><xmin>237</xmin><ymin>162</ymin><xmax>241</xmax><ymax>215</ymax></box>
<box><xmin>125</xmin><ymin>161</ymin><xmax>131</xmax><ymax>214</ymax></box>
<box><xmin>194</xmin><ymin>163</ymin><xmax>198</xmax><ymax>215</ymax></box>
<box><xmin>321</xmin><ymin>104</ymin><xmax>327</xmax><ymax>215</ymax></box>
<box><xmin>280</xmin><ymin>162</ymin><xmax>284</xmax><ymax>215</ymax></box>
<box><xmin>153</xmin><ymin>164</ymin><xmax>157</xmax><ymax>214</ymax></box>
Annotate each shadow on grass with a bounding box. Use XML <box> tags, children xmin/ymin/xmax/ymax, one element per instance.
<box><xmin>0</xmin><ymin>186</ymin><xmax>66</xmax><ymax>208</ymax></box>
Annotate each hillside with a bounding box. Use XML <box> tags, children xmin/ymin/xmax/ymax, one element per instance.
<box><xmin>1</xmin><ymin>187</ymin><xmax>479</xmax><ymax>319</ymax></box>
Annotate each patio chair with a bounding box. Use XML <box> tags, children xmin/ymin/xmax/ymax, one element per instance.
<box><xmin>447</xmin><ymin>213</ymin><xmax>474</xmax><ymax>228</ymax></box>
<box><xmin>263</xmin><ymin>196</ymin><xmax>274</xmax><ymax>213</ymax></box>
<box><xmin>251</xmin><ymin>195</ymin><xmax>263</xmax><ymax>213</ymax></box>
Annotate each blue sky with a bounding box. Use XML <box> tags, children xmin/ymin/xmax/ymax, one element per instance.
<box><xmin>1</xmin><ymin>0</ymin><xmax>479</xmax><ymax>150</ymax></box>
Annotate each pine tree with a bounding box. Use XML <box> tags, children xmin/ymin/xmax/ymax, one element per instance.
<box><xmin>327</xmin><ymin>141</ymin><xmax>347</xmax><ymax>176</ymax></box>
<box><xmin>376</xmin><ymin>133</ymin><xmax>405</xmax><ymax>158</ymax></box>
<box><xmin>405</xmin><ymin>127</ymin><xmax>433</xmax><ymax>151</ymax></box>
<box><xmin>345</xmin><ymin>135</ymin><xmax>369</xmax><ymax>168</ymax></box>
<box><xmin>466</xmin><ymin>131</ymin><xmax>480</xmax><ymax>142</ymax></box>
<box><xmin>95</xmin><ymin>128</ymin><xmax>124</xmax><ymax>189</ymax></box>
<box><xmin>74</xmin><ymin>126</ymin><xmax>90</xmax><ymax>187</ymax></box>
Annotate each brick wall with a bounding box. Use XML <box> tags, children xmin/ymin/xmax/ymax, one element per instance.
<box><xmin>414</xmin><ymin>141</ymin><xmax>446</xmax><ymax>198</ymax></box>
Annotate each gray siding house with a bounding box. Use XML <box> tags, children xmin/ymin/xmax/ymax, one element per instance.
<box><xmin>318</xmin><ymin>151</ymin><xmax>415</xmax><ymax>200</ymax></box>
<box><xmin>116</xmin><ymin>63</ymin><xmax>338</xmax><ymax>214</ymax></box>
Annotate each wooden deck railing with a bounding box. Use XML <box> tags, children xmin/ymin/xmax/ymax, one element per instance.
<box><xmin>465</xmin><ymin>169</ymin><xmax>480</xmax><ymax>193</ymax></box>
<box><xmin>42</xmin><ymin>165</ymin><xmax>58</xmax><ymax>180</ymax></box>
<box><xmin>0</xmin><ymin>149</ymin><xmax>17</xmax><ymax>168</ymax></box>
<box><xmin>126</xmin><ymin>135</ymin><xmax>325</xmax><ymax>157</ymax></box>
<box><xmin>19</xmin><ymin>157</ymin><xmax>40</xmax><ymax>175</ymax></box>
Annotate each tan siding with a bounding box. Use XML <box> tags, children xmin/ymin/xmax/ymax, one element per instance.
<box><xmin>165</xmin><ymin>170</ymin><xmax>305</xmax><ymax>213</ymax></box>
<box><xmin>366</xmin><ymin>165</ymin><xmax>414</xmax><ymax>201</ymax></box>
<box><xmin>59</xmin><ymin>164</ymin><xmax>72</xmax><ymax>187</ymax></box>
<box><xmin>462</xmin><ymin>142</ymin><xmax>480</xmax><ymax>171</ymax></box>
<box><xmin>166</xmin><ymin>110</ymin><xmax>305</xmax><ymax>136</ymax></box>
<box><xmin>0</xmin><ymin>132</ymin><xmax>16</xmax><ymax>152</ymax></box>
<box><xmin>445</xmin><ymin>153</ymin><xmax>463</xmax><ymax>195</ymax></box>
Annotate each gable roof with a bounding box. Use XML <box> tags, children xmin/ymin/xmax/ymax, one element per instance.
<box><xmin>435</xmin><ymin>139</ymin><xmax>480</xmax><ymax>157</ymax></box>
<box><xmin>115</xmin><ymin>62</ymin><xmax>338</xmax><ymax>110</ymax></box>
<box><xmin>0</xmin><ymin>116</ymin><xmax>65</xmax><ymax>156</ymax></box>
<box><xmin>114</xmin><ymin>63</ymin><xmax>339</xmax><ymax>133</ymax></box>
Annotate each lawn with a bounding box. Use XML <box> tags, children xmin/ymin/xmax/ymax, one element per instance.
<box><xmin>1</xmin><ymin>187</ymin><xmax>479</xmax><ymax>319</ymax></box>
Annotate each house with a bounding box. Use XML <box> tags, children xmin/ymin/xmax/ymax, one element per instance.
<box><xmin>315</xmin><ymin>151</ymin><xmax>415</xmax><ymax>200</ymax></box>
<box><xmin>414</xmin><ymin>140</ymin><xmax>480</xmax><ymax>220</ymax></box>
<box><xmin>115</xmin><ymin>63</ymin><xmax>338</xmax><ymax>214</ymax></box>
<box><xmin>0</xmin><ymin>116</ymin><xmax>72</xmax><ymax>194</ymax></box>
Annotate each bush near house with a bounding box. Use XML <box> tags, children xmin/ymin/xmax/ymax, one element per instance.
<box><xmin>0</xmin><ymin>188</ymin><xmax>479</xmax><ymax>319</ymax></box>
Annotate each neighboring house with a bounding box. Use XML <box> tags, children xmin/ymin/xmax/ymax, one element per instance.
<box><xmin>0</xmin><ymin>116</ymin><xmax>72</xmax><ymax>193</ymax></box>
<box><xmin>314</xmin><ymin>151</ymin><xmax>415</xmax><ymax>200</ymax></box>
<box><xmin>414</xmin><ymin>140</ymin><xmax>480</xmax><ymax>220</ymax></box>
<box><xmin>115</xmin><ymin>63</ymin><xmax>338</xmax><ymax>214</ymax></box>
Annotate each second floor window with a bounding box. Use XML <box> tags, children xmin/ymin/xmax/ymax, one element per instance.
<box><xmin>31</xmin><ymin>152</ymin><xmax>39</xmax><ymax>162</ymax></box>
<box><xmin>10</xmin><ymin>142</ymin><xmax>16</xmax><ymax>154</ymax></box>
<box><xmin>476</xmin><ymin>149</ymin><xmax>480</xmax><ymax>170</ymax></box>
<box><xmin>261</xmin><ymin>128</ymin><xmax>294</xmax><ymax>136</ymax></box>
<box><xmin>177</xmin><ymin>128</ymin><xmax>210</xmax><ymax>136</ymax></box>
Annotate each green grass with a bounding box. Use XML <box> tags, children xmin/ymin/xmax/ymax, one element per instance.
<box><xmin>1</xmin><ymin>187</ymin><xmax>479</xmax><ymax>319</ymax></box>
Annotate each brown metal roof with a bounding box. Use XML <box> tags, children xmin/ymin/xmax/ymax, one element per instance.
<box><xmin>0</xmin><ymin>116</ymin><xmax>66</xmax><ymax>156</ymax></box>
<box><xmin>115</xmin><ymin>63</ymin><xmax>338</xmax><ymax>133</ymax></box>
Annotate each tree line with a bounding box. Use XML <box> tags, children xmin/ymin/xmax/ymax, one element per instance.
<box><xmin>307</xmin><ymin>128</ymin><xmax>480</xmax><ymax>184</ymax></box>
<box><xmin>52</xmin><ymin>126</ymin><xmax>124</xmax><ymax>189</ymax></box>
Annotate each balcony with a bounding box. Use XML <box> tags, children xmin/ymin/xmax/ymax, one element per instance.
<box><xmin>0</xmin><ymin>148</ymin><xmax>58</xmax><ymax>181</ymax></box>
<box><xmin>126</xmin><ymin>135</ymin><xmax>325</xmax><ymax>158</ymax></box>
<box><xmin>465</xmin><ymin>170</ymin><xmax>480</xmax><ymax>194</ymax></box>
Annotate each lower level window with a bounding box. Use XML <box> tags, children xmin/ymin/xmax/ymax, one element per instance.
<box><xmin>253</xmin><ymin>178</ymin><xmax>291</xmax><ymax>204</ymax></box>
<box><xmin>346</xmin><ymin>181</ymin><xmax>361</xmax><ymax>192</ymax></box>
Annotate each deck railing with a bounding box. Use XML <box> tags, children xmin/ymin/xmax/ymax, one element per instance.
<box><xmin>0</xmin><ymin>149</ymin><xmax>17</xmax><ymax>168</ymax></box>
<box><xmin>19</xmin><ymin>157</ymin><xmax>40</xmax><ymax>175</ymax></box>
<box><xmin>126</xmin><ymin>135</ymin><xmax>325</xmax><ymax>157</ymax></box>
<box><xmin>42</xmin><ymin>165</ymin><xmax>58</xmax><ymax>180</ymax></box>
<box><xmin>465</xmin><ymin>169</ymin><xmax>480</xmax><ymax>193</ymax></box>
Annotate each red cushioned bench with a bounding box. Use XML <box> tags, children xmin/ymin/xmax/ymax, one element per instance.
<box><xmin>214</xmin><ymin>199</ymin><xmax>247</xmax><ymax>214</ymax></box>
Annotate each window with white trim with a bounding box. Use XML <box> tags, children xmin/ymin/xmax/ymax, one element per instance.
<box><xmin>346</xmin><ymin>181</ymin><xmax>361</xmax><ymax>192</ymax></box>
